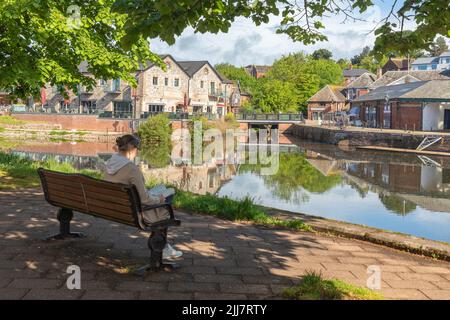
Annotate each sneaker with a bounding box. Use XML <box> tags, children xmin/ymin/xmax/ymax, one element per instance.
<box><xmin>163</xmin><ymin>243</ymin><xmax>183</xmax><ymax>259</ymax></box>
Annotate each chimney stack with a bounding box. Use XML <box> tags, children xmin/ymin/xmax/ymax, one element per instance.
<box><xmin>377</xmin><ymin>68</ymin><xmax>382</xmax><ymax>79</ymax></box>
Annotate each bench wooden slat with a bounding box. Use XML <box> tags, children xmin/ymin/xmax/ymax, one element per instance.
<box><xmin>46</xmin><ymin>179</ymin><xmax>132</xmax><ymax>206</ymax></box>
<box><xmin>46</xmin><ymin>183</ymin><xmax>84</xmax><ymax>197</ymax></box>
<box><xmin>86</xmin><ymin>205</ymin><xmax>135</xmax><ymax>224</ymax></box>
<box><xmin>47</xmin><ymin>189</ymin><xmax>133</xmax><ymax>216</ymax></box>
<box><xmin>44</xmin><ymin>172</ymin><xmax>130</xmax><ymax>196</ymax></box>
<box><xmin>47</xmin><ymin>194</ymin><xmax>87</xmax><ymax>212</ymax></box>
<box><xmin>45</xmin><ymin>176</ymin><xmax>82</xmax><ymax>188</ymax></box>
<box><xmin>81</xmin><ymin>184</ymin><xmax>132</xmax><ymax>200</ymax></box>
<box><xmin>48</xmin><ymin>193</ymin><xmax>134</xmax><ymax>224</ymax></box>
<box><xmin>48</xmin><ymin>189</ymin><xmax>85</xmax><ymax>204</ymax></box>
<box><xmin>45</xmin><ymin>175</ymin><xmax>131</xmax><ymax>201</ymax></box>
<box><xmin>85</xmin><ymin>192</ymin><xmax>131</xmax><ymax>206</ymax></box>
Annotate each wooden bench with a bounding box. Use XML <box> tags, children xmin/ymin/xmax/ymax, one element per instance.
<box><xmin>37</xmin><ymin>168</ymin><xmax>181</xmax><ymax>274</ymax></box>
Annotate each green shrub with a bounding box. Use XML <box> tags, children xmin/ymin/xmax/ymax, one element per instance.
<box><xmin>138</xmin><ymin>113</ymin><xmax>172</xmax><ymax>146</ymax></box>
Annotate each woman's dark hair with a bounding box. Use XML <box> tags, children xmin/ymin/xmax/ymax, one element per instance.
<box><xmin>116</xmin><ymin>134</ymin><xmax>141</xmax><ymax>152</ymax></box>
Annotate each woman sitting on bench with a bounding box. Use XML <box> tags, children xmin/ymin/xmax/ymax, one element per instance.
<box><xmin>104</xmin><ymin>134</ymin><xmax>182</xmax><ymax>259</ymax></box>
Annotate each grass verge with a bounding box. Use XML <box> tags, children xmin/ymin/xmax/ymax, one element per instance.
<box><xmin>283</xmin><ymin>271</ymin><xmax>383</xmax><ymax>300</ymax></box>
<box><xmin>0</xmin><ymin>152</ymin><xmax>102</xmax><ymax>190</ymax></box>
<box><xmin>0</xmin><ymin>116</ymin><xmax>26</xmax><ymax>126</ymax></box>
<box><xmin>172</xmin><ymin>190</ymin><xmax>312</xmax><ymax>231</ymax></box>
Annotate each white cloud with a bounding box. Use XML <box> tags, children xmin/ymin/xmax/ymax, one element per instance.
<box><xmin>150</xmin><ymin>3</ymin><xmax>415</xmax><ymax>66</ymax></box>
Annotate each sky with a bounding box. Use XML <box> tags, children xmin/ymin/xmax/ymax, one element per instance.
<box><xmin>150</xmin><ymin>1</ymin><xmax>415</xmax><ymax>66</ymax></box>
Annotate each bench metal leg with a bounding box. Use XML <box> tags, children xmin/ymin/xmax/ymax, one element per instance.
<box><xmin>133</xmin><ymin>229</ymin><xmax>180</xmax><ymax>276</ymax></box>
<box><xmin>45</xmin><ymin>208</ymin><xmax>84</xmax><ymax>241</ymax></box>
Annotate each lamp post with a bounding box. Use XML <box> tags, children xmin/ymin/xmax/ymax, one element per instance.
<box><xmin>384</xmin><ymin>93</ymin><xmax>390</xmax><ymax>129</ymax></box>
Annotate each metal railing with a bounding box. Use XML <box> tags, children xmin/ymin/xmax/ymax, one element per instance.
<box><xmin>235</xmin><ymin>113</ymin><xmax>304</xmax><ymax>121</ymax></box>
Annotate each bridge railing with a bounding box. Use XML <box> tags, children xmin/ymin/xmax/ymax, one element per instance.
<box><xmin>235</xmin><ymin>113</ymin><xmax>304</xmax><ymax>121</ymax></box>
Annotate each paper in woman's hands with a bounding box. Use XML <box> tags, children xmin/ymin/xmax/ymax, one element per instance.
<box><xmin>148</xmin><ymin>184</ymin><xmax>175</xmax><ymax>198</ymax></box>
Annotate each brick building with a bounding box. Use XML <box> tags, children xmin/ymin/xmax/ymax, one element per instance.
<box><xmin>307</xmin><ymin>85</ymin><xmax>347</xmax><ymax>121</ymax></box>
<box><xmin>345</xmin><ymin>72</ymin><xmax>377</xmax><ymax>102</ymax></box>
<box><xmin>342</xmin><ymin>68</ymin><xmax>369</xmax><ymax>85</ymax></box>
<box><xmin>352</xmin><ymin>80</ymin><xmax>450</xmax><ymax>131</ymax></box>
<box><xmin>244</xmin><ymin>65</ymin><xmax>271</xmax><ymax>79</ymax></box>
<box><xmin>381</xmin><ymin>58</ymin><xmax>410</xmax><ymax>74</ymax></box>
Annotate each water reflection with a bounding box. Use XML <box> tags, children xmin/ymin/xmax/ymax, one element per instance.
<box><xmin>4</xmin><ymin>138</ymin><xmax>450</xmax><ymax>242</ymax></box>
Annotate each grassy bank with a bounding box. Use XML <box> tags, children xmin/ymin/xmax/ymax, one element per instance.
<box><xmin>173</xmin><ymin>190</ymin><xmax>312</xmax><ymax>231</ymax></box>
<box><xmin>0</xmin><ymin>152</ymin><xmax>101</xmax><ymax>190</ymax></box>
<box><xmin>283</xmin><ymin>271</ymin><xmax>383</xmax><ymax>300</ymax></box>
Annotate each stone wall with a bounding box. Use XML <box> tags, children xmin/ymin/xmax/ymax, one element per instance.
<box><xmin>291</xmin><ymin>124</ymin><xmax>450</xmax><ymax>151</ymax></box>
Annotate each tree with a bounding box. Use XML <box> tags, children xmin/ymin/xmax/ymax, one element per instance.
<box><xmin>351</xmin><ymin>46</ymin><xmax>371</xmax><ymax>66</ymax></box>
<box><xmin>3</xmin><ymin>0</ymin><xmax>450</xmax><ymax>99</ymax></box>
<box><xmin>358</xmin><ymin>55</ymin><xmax>389</xmax><ymax>73</ymax></box>
<box><xmin>266</xmin><ymin>52</ymin><xmax>341</xmax><ymax>112</ymax></box>
<box><xmin>0</xmin><ymin>0</ymin><xmax>158</xmax><ymax>100</ymax></box>
<box><xmin>312</xmin><ymin>49</ymin><xmax>332</xmax><ymax>60</ymax></box>
<box><xmin>251</xmin><ymin>79</ymin><xmax>300</xmax><ymax>114</ymax></box>
<box><xmin>301</xmin><ymin>59</ymin><xmax>343</xmax><ymax>88</ymax></box>
<box><xmin>336</xmin><ymin>58</ymin><xmax>351</xmax><ymax>70</ymax></box>
<box><xmin>214</xmin><ymin>63</ymin><xmax>257</xmax><ymax>94</ymax></box>
<box><xmin>427</xmin><ymin>36</ymin><xmax>449</xmax><ymax>57</ymax></box>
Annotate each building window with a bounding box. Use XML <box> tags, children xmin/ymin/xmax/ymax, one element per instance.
<box><xmin>432</xmin><ymin>64</ymin><xmax>437</xmax><ymax>70</ymax></box>
<box><xmin>99</xmin><ymin>79</ymin><xmax>107</xmax><ymax>86</ymax></box>
<box><xmin>153</xmin><ymin>77</ymin><xmax>158</xmax><ymax>85</ymax></box>
<box><xmin>112</xmin><ymin>79</ymin><xmax>121</xmax><ymax>91</ymax></box>
<box><xmin>366</xmin><ymin>106</ymin><xmax>377</xmax><ymax>127</ymax></box>
<box><xmin>193</xmin><ymin>106</ymin><xmax>203</xmax><ymax>114</ymax></box>
<box><xmin>113</xmin><ymin>101</ymin><xmax>133</xmax><ymax>118</ymax></box>
<box><xmin>81</xmin><ymin>100</ymin><xmax>97</xmax><ymax>114</ymax></box>
<box><xmin>383</xmin><ymin>103</ymin><xmax>391</xmax><ymax>129</ymax></box>
<box><xmin>418</xmin><ymin>65</ymin><xmax>428</xmax><ymax>70</ymax></box>
<box><xmin>200</xmin><ymin>81</ymin><xmax>204</xmax><ymax>89</ymax></box>
<box><xmin>148</xmin><ymin>104</ymin><xmax>164</xmax><ymax>114</ymax></box>
<box><xmin>210</xmin><ymin>82</ymin><xmax>216</xmax><ymax>95</ymax></box>
<box><xmin>165</xmin><ymin>78</ymin><xmax>169</xmax><ymax>86</ymax></box>
<box><xmin>174</xmin><ymin>78</ymin><xmax>179</xmax><ymax>87</ymax></box>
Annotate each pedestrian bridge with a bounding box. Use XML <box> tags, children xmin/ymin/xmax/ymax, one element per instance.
<box><xmin>166</xmin><ymin>112</ymin><xmax>304</xmax><ymax>124</ymax></box>
<box><xmin>235</xmin><ymin>113</ymin><xmax>304</xmax><ymax>124</ymax></box>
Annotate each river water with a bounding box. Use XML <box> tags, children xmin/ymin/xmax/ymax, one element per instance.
<box><xmin>2</xmin><ymin>136</ymin><xmax>450</xmax><ymax>243</ymax></box>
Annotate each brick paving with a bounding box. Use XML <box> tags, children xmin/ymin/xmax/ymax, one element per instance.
<box><xmin>0</xmin><ymin>189</ymin><xmax>449</xmax><ymax>300</ymax></box>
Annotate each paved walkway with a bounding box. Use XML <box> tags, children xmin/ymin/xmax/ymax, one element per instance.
<box><xmin>0</xmin><ymin>189</ymin><xmax>449</xmax><ymax>300</ymax></box>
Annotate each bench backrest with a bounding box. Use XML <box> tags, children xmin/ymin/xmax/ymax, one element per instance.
<box><xmin>38</xmin><ymin>168</ymin><xmax>146</xmax><ymax>229</ymax></box>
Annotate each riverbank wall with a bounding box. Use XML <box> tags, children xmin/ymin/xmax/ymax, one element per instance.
<box><xmin>291</xmin><ymin>124</ymin><xmax>450</xmax><ymax>151</ymax></box>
